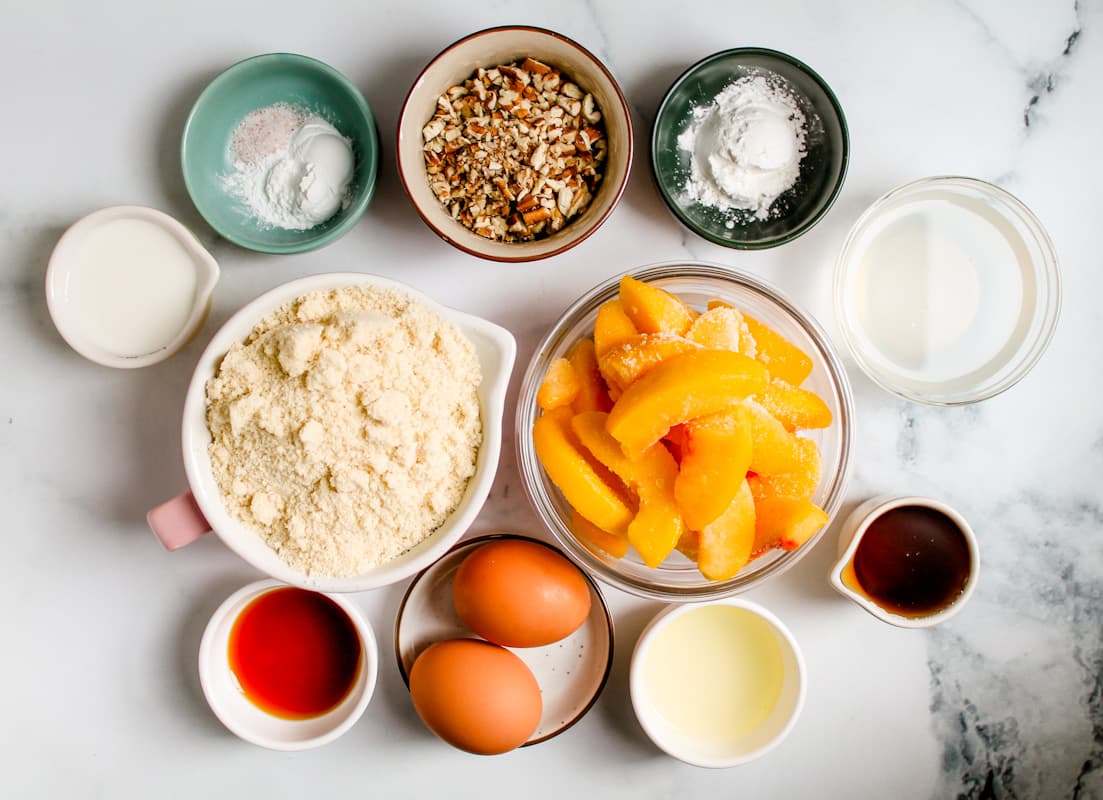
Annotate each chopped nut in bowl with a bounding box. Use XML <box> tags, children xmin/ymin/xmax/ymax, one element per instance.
<box><xmin>398</xmin><ymin>27</ymin><xmax>633</xmax><ymax>262</ymax></box>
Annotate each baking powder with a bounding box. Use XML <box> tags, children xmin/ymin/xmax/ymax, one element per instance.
<box><xmin>677</xmin><ymin>74</ymin><xmax>807</xmax><ymax>223</ymax></box>
<box><xmin>223</xmin><ymin>103</ymin><xmax>355</xmax><ymax>231</ymax></box>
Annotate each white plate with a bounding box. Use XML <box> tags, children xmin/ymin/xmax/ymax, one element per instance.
<box><xmin>395</xmin><ymin>533</ymin><xmax>614</xmax><ymax>745</ymax></box>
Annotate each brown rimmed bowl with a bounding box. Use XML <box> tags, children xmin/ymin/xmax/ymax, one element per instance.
<box><xmin>396</xmin><ymin>26</ymin><xmax>633</xmax><ymax>262</ymax></box>
<box><xmin>394</xmin><ymin>532</ymin><xmax>614</xmax><ymax>746</ymax></box>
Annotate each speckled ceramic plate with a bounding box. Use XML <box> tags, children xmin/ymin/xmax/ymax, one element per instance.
<box><xmin>650</xmin><ymin>47</ymin><xmax>849</xmax><ymax>249</ymax></box>
<box><xmin>395</xmin><ymin>532</ymin><xmax>614</xmax><ymax>745</ymax></box>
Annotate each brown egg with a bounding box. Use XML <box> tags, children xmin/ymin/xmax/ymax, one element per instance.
<box><xmin>452</xmin><ymin>539</ymin><xmax>592</xmax><ymax>647</ymax></box>
<box><xmin>408</xmin><ymin>639</ymin><xmax>542</xmax><ymax>755</ymax></box>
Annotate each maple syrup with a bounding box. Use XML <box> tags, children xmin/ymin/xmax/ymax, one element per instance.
<box><xmin>851</xmin><ymin>505</ymin><xmax>972</xmax><ymax>618</ymax></box>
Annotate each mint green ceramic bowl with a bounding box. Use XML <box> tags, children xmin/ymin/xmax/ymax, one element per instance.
<box><xmin>181</xmin><ymin>53</ymin><xmax>379</xmax><ymax>254</ymax></box>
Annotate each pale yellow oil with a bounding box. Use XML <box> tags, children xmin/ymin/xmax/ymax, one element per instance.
<box><xmin>642</xmin><ymin>605</ymin><xmax>784</xmax><ymax>741</ymax></box>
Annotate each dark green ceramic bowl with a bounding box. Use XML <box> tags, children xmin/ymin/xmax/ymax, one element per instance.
<box><xmin>651</xmin><ymin>48</ymin><xmax>848</xmax><ymax>249</ymax></box>
<box><xmin>181</xmin><ymin>53</ymin><xmax>379</xmax><ymax>254</ymax></box>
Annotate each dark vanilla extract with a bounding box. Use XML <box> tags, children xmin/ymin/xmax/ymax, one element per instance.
<box><xmin>853</xmin><ymin>505</ymin><xmax>972</xmax><ymax>618</ymax></box>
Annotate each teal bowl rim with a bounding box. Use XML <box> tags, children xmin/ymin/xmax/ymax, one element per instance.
<box><xmin>649</xmin><ymin>46</ymin><xmax>850</xmax><ymax>250</ymax></box>
<box><xmin>180</xmin><ymin>52</ymin><xmax>380</xmax><ymax>255</ymax></box>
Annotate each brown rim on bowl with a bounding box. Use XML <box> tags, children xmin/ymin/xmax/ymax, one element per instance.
<box><xmin>395</xmin><ymin>25</ymin><xmax>634</xmax><ymax>263</ymax></box>
<box><xmin>516</xmin><ymin>262</ymin><xmax>855</xmax><ymax>601</ymax></box>
<box><xmin>393</xmin><ymin>532</ymin><xmax>615</xmax><ymax>746</ymax></box>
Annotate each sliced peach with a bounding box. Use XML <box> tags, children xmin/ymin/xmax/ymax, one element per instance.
<box><xmin>743</xmin><ymin>314</ymin><xmax>813</xmax><ymax>386</ymax></box>
<box><xmin>536</xmin><ymin>357</ymin><xmax>581</xmax><ymax>411</ymax></box>
<box><xmin>698</xmin><ymin>479</ymin><xmax>756</xmax><ymax>581</ymax></box>
<box><xmin>752</xmin><ymin>497</ymin><xmax>829</xmax><ymax>554</ymax></box>
<box><xmin>570</xmin><ymin>509</ymin><xmax>629</xmax><ymax>558</ymax></box>
<box><xmin>663</xmin><ymin>424</ymin><xmax>686</xmax><ymax>463</ymax></box>
<box><xmin>628</xmin><ymin>500</ymin><xmax>686</xmax><ymax>569</ymax></box>
<box><xmin>618</xmin><ymin>275</ymin><xmax>695</xmax><ymax>335</ymax></box>
<box><xmin>532</xmin><ymin>412</ymin><xmax>635</xmax><ymax>536</ymax></box>
<box><xmin>675</xmin><ymin>529</ymin><xmax>699</xmax><ymax>561</ymax></box>
<box><xmin>675</xmin><ymin>405</ymin><xmax>753</xmax><ymax>530</ymax></box>
<box><xmin>688</xmin><ymin>305</ymin><xmax>756</xmax><ymax>355</ymax></box>
<box><xmin>594</xmin><ymin>300</ymin><xmax>638</xmax><ymax>358</ymax></box>
<box><xmin>755</xmin><ymin>378</ymin><xmax>832</xmax><ymax>430</ymax></box>
<box><xmin>745</xmin><ymin>401</ymin><xmax>805</xmax><ymax>475</ymax></box>
<box><xmin>567</xmin><ymin>339</ymin><xmax>612</xmax><ymax>413</ymax></box>
<box><xmin>606</xmin><ymin>350</ymin><xmax>768</xmax><ymax>457</ymax></box>
<box><xmin>598</xmin><ymin>333</ymin><xmax>700</xmax><ymax>394</ymax></box>
<box><xmin>748</xmin><ymin>437</ymin><xmax>822</xmax><ymax>501</ymax></box>
<box><xmin>572</xmin><ymin>411</ymin><xmax>683</xmax><ymax>568</ymax></box>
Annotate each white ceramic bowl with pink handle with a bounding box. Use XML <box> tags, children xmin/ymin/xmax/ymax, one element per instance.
<box><xmin>147</xmin><ymin>272</ymin><xmax>516</xmax><ymax>593</ymax></box>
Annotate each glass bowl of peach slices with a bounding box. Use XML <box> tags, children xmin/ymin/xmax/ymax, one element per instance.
<box><xmin>517</xmin><ymin>262</ymin><xmax>854</xmax><ymax>600</ymax></box>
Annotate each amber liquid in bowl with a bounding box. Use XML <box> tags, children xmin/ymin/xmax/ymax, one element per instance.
<box><xmin>850</xmin><ymin>505</ymin><xmax>972</xmax><ymax>618</ymax></box>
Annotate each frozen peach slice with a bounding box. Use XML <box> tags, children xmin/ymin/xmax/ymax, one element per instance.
<box><xmin>708</xmin><ymin>300</ymin><xmax>813</xmax><ymax>384</ymax></box>
<box><xmin>628</xmin><ymin>499</ymin><xmax>686</xmax><ymax>569</ymax></box>
<box><xmin>687</xmin><ymin>305</ymin><xmax>756</xmax><ymax>356</ymax></box>
<box><xmin>572</xmin><ymin>411</ymin><xmax>683</xmax><ymax>568</ymax></box>
<box><xmin>748</xmin><ymin>437</ymin><xmax>822</xmax><ymax>501</ymax></box>
<box><xmin>598</xmin><ymin>333</ymin><xmax>701</xmax><ymax>394</ymax></box>
<box><xmin>752</xmin><ymin>497</ymin><xmax>829</xmax><ymax>553</ymax></box>
<box><xmin>536</xmin><ymin>357</ymin><xmax>581</xmax><ymax>411</ymax></box>
<box><xmin>675</xmin><ymin>529</ymin><xmax>700</xmax><ymax>561</ymax></box>
<box><xmin>745</xmin><ymin>401</ymin><xmax>805</xmax><ymax>476</ymax></box>
<box><xmin>618</xmin><ymin>275</ymin><xmax>695</xmax><ymax>336</ymax></box>
<box><xmin>594</xmin><ymin>300</ymin><xmax>639</xmax><ymax>358</ymax></box>
<box><xmin>754</xmin><ymin>378</ymin><xmax>832</xmax><ymax>430</ymax></box>
<box><xmin>663</xmin><ymin>424</ymin><xmax>686</xmax><ymax>463</ymax></box>
<box><xmin>568</xmin><ymin>339</ymin><xmax>612</xmax><ymax>413</ymax></box>
<box><xmin>698</xmin><ymin>479</ymin><xmax>756</xmax><ymax>581</ymax></box>
<box><xmin>533</xmin><ymin>412</ymin><xmax>635</xmax><ymax>536</ymax></box>
<box><xmin>570</xmin><ymin>508</ymin><xmax>629</xmax><ymax>558</ymax></box>
<box><xmin>743</xmin><ymin>315</ymin><xmax>813</xmax><ymax>386</ymax></box>
<box><xmin>606</xmin><ymin>350</ymin><xmax>768</xmax><ymax>458</ymax></box>
<box><xmin>675</xmin><ymin>405</ymin><xmax>753</xmax><ymax>530</ymax></box>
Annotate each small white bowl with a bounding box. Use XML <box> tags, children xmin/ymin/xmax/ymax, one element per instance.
<box><xmin>45</xmin><ymin>205</ymin><xmax>219</xmax><ymax>368</ymax></box>
<box><xmin>147</xmin><ymin>272</ymin><xmax>516</xmax><ymax>593</ymax></box>
<box><xmin>629</xmin><ymin>599</ymin><xmax>806</xmax><ymax>768</ymax></box>
<box><xmin>829</xmin><ymin>495</ymin><xmax>979</xmax><ymax>628</ymax></box>
<box><xmin>198</xmin><ymin>579</ymin><xmax>378</xmax><ymax>751</ymax></box>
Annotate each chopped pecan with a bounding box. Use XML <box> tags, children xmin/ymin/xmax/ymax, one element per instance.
<box><xmin>420</xmin><ymin>57</ymin><xmax>607</xmax><ymax>242</ymax></box>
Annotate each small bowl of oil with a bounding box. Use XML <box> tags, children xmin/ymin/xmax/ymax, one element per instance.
<box><xmin>829</xmin><ymin>495</ymin><xmax>979</xmax><ymax>628</ymax></box>
<box><xmin>629</xmin><ymin>598</ymin><xmax>806</xmax><ymax>767</ymax></box>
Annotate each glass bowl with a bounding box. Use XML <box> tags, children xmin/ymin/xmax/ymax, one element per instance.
<box><xmin>516</xmin><ymin>262</ymin><xmax>854</xmax><ymax>601</ymax></box>
<box><xmin>834</xmin><ymin>176</ymin><xmax>1061</xmax><ymax>405</ymax></box>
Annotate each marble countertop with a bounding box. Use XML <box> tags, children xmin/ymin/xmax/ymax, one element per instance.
<box><xmin>3</xmin><ymin>0</ymin><xmax>1099</xmax><ymax>797</ymax></box>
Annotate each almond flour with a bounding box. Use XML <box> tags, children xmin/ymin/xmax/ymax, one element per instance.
<box><xmin>205</xmin><ymin>286</ymin><xmax>482</xmax><ymax>577</ymax></box>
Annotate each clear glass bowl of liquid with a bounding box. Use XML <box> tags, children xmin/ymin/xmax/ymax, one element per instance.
<box><xmin>834</xmin><ymin>176</ymin><xmax>1060</xmax><ymax>405</ymax></box>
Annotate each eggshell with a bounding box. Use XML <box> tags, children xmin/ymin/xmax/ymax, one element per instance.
<box><xmin>452</xmin><ymin>540</ymin><xmax>592</xmax><ymax>648</ymax></box>
<box><xmin>408</xmin><ymin>639</ymin><xmax>542</xmax><ymax>755</ymax></box>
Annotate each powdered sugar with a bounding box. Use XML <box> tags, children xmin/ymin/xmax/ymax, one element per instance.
<box><xmin>677</xmin><ymin>73</ymin><xmax>807</xmax><ymax>223</ymax></box>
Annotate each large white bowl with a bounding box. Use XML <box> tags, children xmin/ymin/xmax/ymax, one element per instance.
<box><xmin>155</xmin><ymin>272</ymin><xmax>515</xmax><ymax>593</ymax></box>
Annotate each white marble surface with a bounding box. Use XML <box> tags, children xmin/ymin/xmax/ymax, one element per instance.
<box><xmin>2</xmin><ymin>0</ymin><xmax>1100</xmax><ymax>797</ymax></box>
